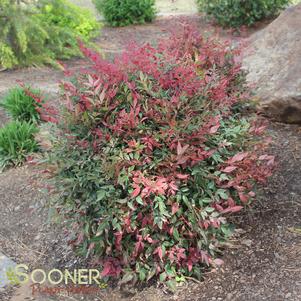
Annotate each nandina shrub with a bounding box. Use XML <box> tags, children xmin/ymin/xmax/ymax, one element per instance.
<box><xmin>47</xmin><ymin>25</ymin><xmax>274</xmax><ymax>287</ymax></box>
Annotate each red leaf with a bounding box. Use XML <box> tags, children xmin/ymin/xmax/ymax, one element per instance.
<box><xmin>227</xmin><ymin>197</ymin><xmax>235</xmax><ymax>207</ymax></box>
<box><xmin>131</xmin><ymin>184</ymin><xmax>141</xmax><ymax>198</ymax></box>
<box><xmin>168</xmin><ymin>250</ymin><xmax>175</xmax><ymax>263</ymax></box>
<box><xmin>101</xmin><ymin>258</ymin><xmax>122</xmax><ymax>277</ymax></box>
<box><xmin>114</xmin><ymin>232</ymin><xmax>123</xmax><ymax>251</ymax></box>
<box><xmin>176</xmin><ymin>174</ymin><xmax>189</xmax><ymax>180</ymax></box>
<box><xmin>145</xmin><ymin>235</ymin><xmax>155</xmax><ymax>244</ymax></box>
<box><xmin>171</xmin><ymin>202</ymin><xmax>179</xmax><ymax>215</ymax></box>
<box><xmin>134</xmin><ymin>241</ymin><xmax>145</xmax><ymax>255</ymax></box>
<box><xmin>259</xmin><ymin>155</ymin><xmax>275</xmax><ymax>166</ymax></box>
<box><xmin>222</xmin><ymin>206</ymin><xmax>243</xmax><ymax>214</ymax></box>
<box><xmin>215</xmin><ymin>203</ymin><xmax>224</xmax><ymax>212</ymax></box>
<box><xmin>158</xmin><ymin>247</ymin><xmax>163</xmax><ymax>261</ymax></box>
<box><xmin>248</xmin><ymin>191</ymin><xmax>256</xmax><ymax>197</ymax></box>
<box><xmin>154</xmin><ymin>246</ymin><xmax>163</xmax><ymax>261</ymax></box>
<box><xmin>187</xmin><ymin>260</ymin><xmax>193</xmax><ymax>272</ymax></box>
<box><xmin>238</xmin><ymin>192</ymin><xmax>249</xmax><ymax>203</ymax></box>
<box><xmin>88</xmin><ymin>242</ymin><xmax>95</xmax><ymax>251</ymax></box>
<box><xmin>203</xmin><ymin>220</ymin><xmax>209</xmax><ymax>229</ymax></box>
<box><xmin>40</xmin><ymin>114</ymin><xmax>58</xmax><ymax>124</ymax></box>
<box><xmin>222</xmin><ymin>166</ymin><xmax>237</xmax><ymax>173</ymax></box>
<box><xmin>209</xmin><ymin>124</ymin><xmax>220</xmax><ymax>134</ymax></box>
<box><xmin>169</xmin><ymin>181</ymin><xmax>178</xmax><ymax>192</ymax></box>
<box><xmin>177</xmin><ymin>142</ymin><xmax>189</xmax><ymax>156</ymax></box>
<box><xmin>213</xmin><ymin>258</ymin><xmax>224</xmax><ymax>266</ymax></box>
<box><xmin>228</xmin><ymin>152</ymin><xmax>248</xmax><ymax>164</ymax></box>
<box><xmin>101</xmin><ymin>264</ymin><xmax>112</xmax><ymax>277</ymax></box>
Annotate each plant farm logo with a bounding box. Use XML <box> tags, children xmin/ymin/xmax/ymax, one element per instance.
<box><xmin>2</xmin><ymin>264</ymin><xmax>107</xmax><ymax>296</ymax></box>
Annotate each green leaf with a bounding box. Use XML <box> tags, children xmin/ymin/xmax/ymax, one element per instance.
<box><xmin>127</xmin><ymin>201</ymin><xmax>136</xmax><ymax>210</ymax></box>
<box><xmin>166</xmin><ymin>279</ymin><xmax>177</xmax><ymax>291</ymax></box>
<box><xmin>119</xmin><ymin>272</ymin><xmax>134</xmax><ymax>285</ymax></box>
<box><xmin>205</xmin><ymin>207</ymin><xmax>215</xmax><ymax>213</ymax></box>
<box><xmin>173</xmin><ymin>228</ymin><xmax>180</xmax><ymax>241</ymax></box>
<box><xmin>159</xmin><ymin>272</ymin><xmax>167</xmax><ymax>282</ymax></box>
<box><xmin>139</xmin><ymin>269</ymin><xmax>146</xmax><ymax>281</ymax></box>
<box><xmin>97</xmin><ymin>190</ymin><xmax>106</xmax><ymax>201</ymax></box>
<box><xmin>216</xmin><ymin>189</ymin><xmax>228</xmax><ymax>200</ymax></box>
<box><xmin>136</xmin><ymin>196</ymin><xmax>144</xmax><ymax>205</ymax></box>
<box><xmin>147</xmin><ymin>267</ymin><xmax>157</xmax><ymax>281</ymax></box>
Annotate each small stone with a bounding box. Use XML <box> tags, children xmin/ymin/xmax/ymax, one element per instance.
<box><xmin>285</xmin><ymin>292</ymin><xmax>292</xmax><ymax>298</ymax></box>
<box><xmin>34</xmin><ymin>234</ymin><xmax>41</xmax><ymax>240</ymax></box>
<box><xmin>14</xmin><ymin>205</ymin><xmax>20</xmax><ymax>211</ymax></box>
<box><xmin>241</xmin><ymin>239</ymin><xmax>253</xmax><ymax>247</ymax></box>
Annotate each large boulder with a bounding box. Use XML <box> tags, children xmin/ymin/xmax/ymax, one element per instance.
<box><xmin>243</xmin><ymin>4</ymin><xmax>301</xmax><ymax>124</ymax></box>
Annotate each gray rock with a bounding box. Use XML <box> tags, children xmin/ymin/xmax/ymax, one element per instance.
<box><xmin>243</xmin><ymin>4</ymin><xmax>301</xmax><ymax>124</ymax></box>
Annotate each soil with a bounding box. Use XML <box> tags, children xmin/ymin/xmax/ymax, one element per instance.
<box><xmin>0</xmin><ymin>12</ymin><xmax>300</xmax><ymax>301</ymax></box>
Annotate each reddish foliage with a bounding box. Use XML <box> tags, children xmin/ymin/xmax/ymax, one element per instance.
<box><xmin>51</xmin><ymin>23</ymin><xmax>275</xmax><ymax>283</ymax></box>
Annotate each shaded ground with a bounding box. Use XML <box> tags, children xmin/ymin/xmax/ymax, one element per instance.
<box><xmin>0</xmin><ymin>8</ymin><xmax>300</xmax><ymax>301</ymax></box>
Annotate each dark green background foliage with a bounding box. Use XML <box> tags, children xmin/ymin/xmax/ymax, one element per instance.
<box><xmin>0</xmin><ymin>120</ymin><xmax>38</xmax><ymax>169</ymax></box>
<box><xmin>93</xmin><ymin>0</ymin><xmax>156</xmax><ymax>26</ymax></box>
<box><xmin>197</xmin><ymin>0</ymin><xmax>291</xmax><ymax>27</ymax></box>
<box><xmin>0</xmin><ymin>87</ymin><xmax>41</xmax><ymax>123</ymax></box>
<box><xmin>0</xmin><ymin>0</ymin><xmax>99</xmax><ymax>69</ymax></box>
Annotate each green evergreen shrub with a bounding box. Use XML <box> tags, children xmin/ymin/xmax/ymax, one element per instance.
<box><xmin>197</xmin><ymin>0</ymin><xmax>291</xmax><ymax>28</ymax></box>
<box><xmin>0</xmin><ymin>0</ymin><xmax>100</xmax><ymax>69</ymax></box>
<box><xmin>93</xmin><ymin>0</ymin><xmax>156</xmax><ymax>27</ymax></box>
